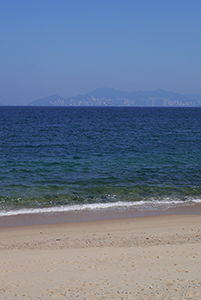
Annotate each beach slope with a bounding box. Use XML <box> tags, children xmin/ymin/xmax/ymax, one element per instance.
<box><xmin>0</xmin><ymin>214</ymin><xmax>201</xmax><ymax>299</ymax></box>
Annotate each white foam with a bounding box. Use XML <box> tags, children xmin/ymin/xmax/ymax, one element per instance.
<box><xmin>0</xmin><ymin>198</ymin><xmax>201</xmax><ymax>217</ymax></box>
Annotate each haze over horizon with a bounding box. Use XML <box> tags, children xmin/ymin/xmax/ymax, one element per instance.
<box><xmin>1</xmin><ymin>1</ymin><xmax>201</xmax><ymax>105</ymax></box>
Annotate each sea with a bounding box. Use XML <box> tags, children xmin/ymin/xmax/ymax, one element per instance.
<box><xmin>0</xmin><ymin>106</ymin><xmax>201</xmax><ymax>225</ymax></box>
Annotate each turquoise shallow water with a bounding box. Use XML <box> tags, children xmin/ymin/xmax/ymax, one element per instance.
<box><xmin>0</xmin><ymin>106</ymin><xmax>201</xmax><ymax>216</ymax></box>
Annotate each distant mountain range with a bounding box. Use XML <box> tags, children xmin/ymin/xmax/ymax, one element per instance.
<box><xmin>29</xmin><ymin>87</ymin><xmax>201</xmax><ymax>107</ymax></box>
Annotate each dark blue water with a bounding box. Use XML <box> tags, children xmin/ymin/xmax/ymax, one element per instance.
<box><xmin>1</xmin><ymin>106</ymin><xmax>201</xmax><ymax>216</ymax></box>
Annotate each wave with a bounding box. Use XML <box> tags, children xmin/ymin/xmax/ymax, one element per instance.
<box><xmin>1</xmin><ymin>198</ymin><xmax>201</xmax><ymax>217</ymax></box>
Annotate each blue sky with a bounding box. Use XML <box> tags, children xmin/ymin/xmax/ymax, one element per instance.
<box><xmin>0</xmin><ymin>0</ymin><xmax>201</xmax><ymax>104</ymax></box>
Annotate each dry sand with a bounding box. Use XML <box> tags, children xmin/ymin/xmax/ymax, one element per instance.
<box><xmin>0</xmin><ymin>214</ymin><xmax>201</xmax><ymax>299</ymax></box>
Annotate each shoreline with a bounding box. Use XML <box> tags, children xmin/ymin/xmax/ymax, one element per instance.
<box><xmin>0</xmin><ymin>214</ymin><xmax>201</xmax><ymax>299</ymax></box>
<box><xmin>0</xmin><ymin>202</ymin><xmax>201</xmax><ymax>228</ymax></box>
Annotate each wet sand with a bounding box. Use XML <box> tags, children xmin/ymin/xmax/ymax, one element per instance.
<box><xmin>0</xmin><ymin>214</ymin><xmax>201</xmax><ymax>299</ymax></box>
<box><xmin>1</xmin><ymin>203</ymin><xmax>201</xmax><ymax>227</ymax></box>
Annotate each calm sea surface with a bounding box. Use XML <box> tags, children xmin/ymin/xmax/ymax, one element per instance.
<box><xmin>0</xmin><ymin>106</ymin><xmax>201</xmax><ymax>216</ymax></box>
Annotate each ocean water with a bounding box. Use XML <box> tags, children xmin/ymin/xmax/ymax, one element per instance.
<box><xmin>0</xmin><ymin>106</ymin><xmax>201</xmax><ymax>217</ymax></box>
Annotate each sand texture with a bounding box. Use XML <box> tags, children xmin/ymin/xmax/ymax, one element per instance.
<box><xmin>0</xmin><ymin>214</ymin><xmax>201</xmax><ymax>299</ymax></box>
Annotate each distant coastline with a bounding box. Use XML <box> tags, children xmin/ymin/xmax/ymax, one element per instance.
<box><xmin>26</xmin><ymin>87</ymin><xmax>201</xmax><ymax>107</ymax></box>
<box><xmin>1</xmin><ymin>88</ymin><xmax>201</xmax><ymax>107</ymax></box>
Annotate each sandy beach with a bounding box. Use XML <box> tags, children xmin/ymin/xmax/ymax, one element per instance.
<box><xmin>0</xmin><ymin>214</ymin><xmax>201</xmax><ymax>299</ymax></box>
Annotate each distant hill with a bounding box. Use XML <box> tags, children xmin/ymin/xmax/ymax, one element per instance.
<box><xmin>29</xmin><ymin>88</ymin><xmax>201</xmax><ymax>107</ymax></box>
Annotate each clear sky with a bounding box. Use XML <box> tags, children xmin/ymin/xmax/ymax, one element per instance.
<box><xmin>1</xmin><ymin>0</ymin><xmax>201</xmax><ymax>105</ymax></box>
